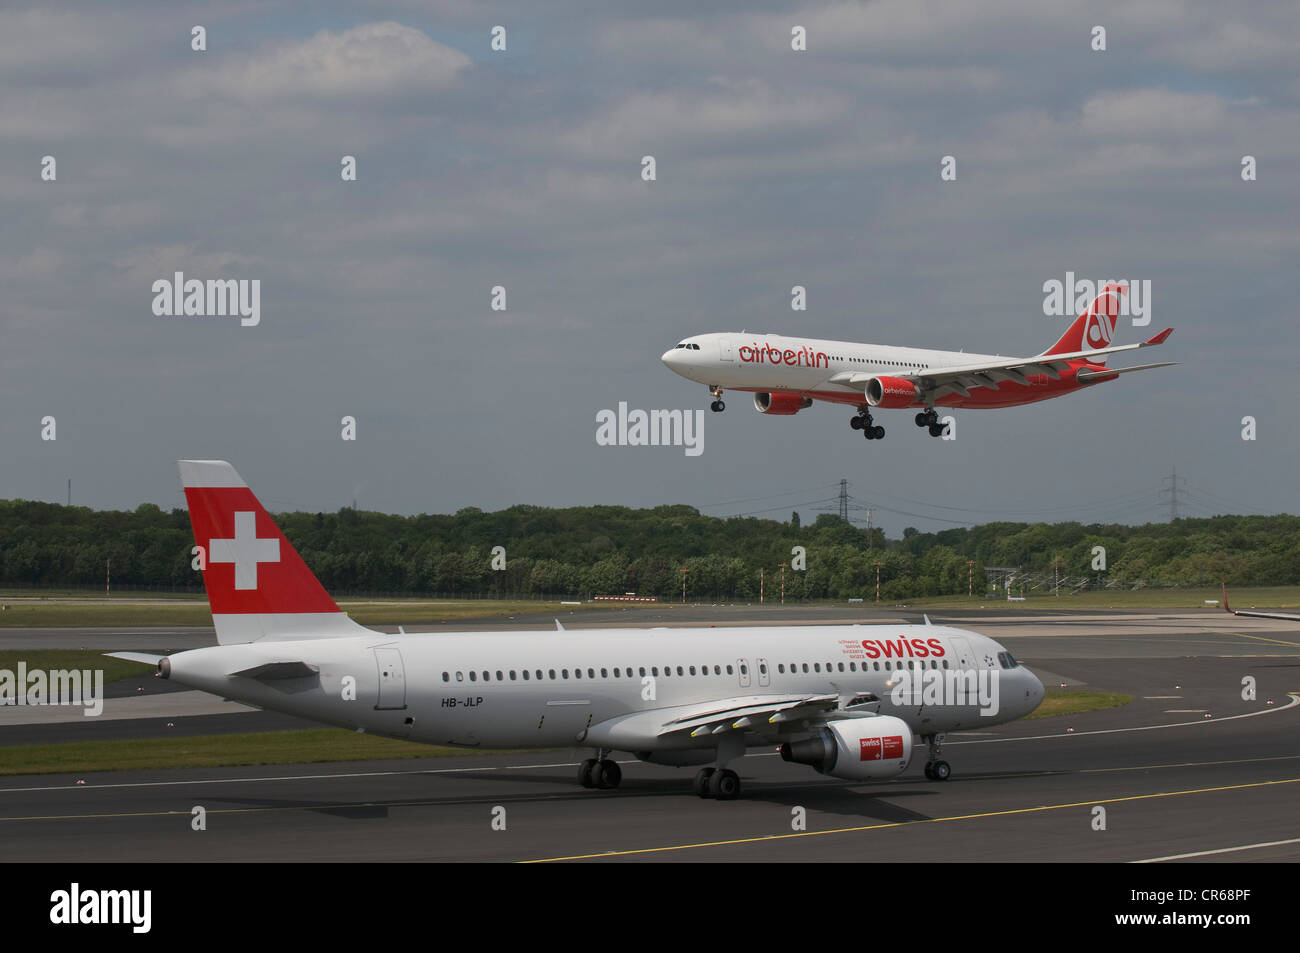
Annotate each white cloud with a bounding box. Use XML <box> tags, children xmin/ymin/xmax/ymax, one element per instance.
<box><xmin>194</xmin><ymin>21</ymin><xmax>471</xmax><ymax>103</ymax></box>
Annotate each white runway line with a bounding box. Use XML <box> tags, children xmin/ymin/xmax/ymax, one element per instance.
<box><xmin>1132</xmin><ymin>837</ymin><xmax>1300</xmax><ymax>863</ymax></box>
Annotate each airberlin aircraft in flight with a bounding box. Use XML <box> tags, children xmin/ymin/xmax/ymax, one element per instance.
<box><xmin>111</xmin><ymin>460</ymin><xmax>1045</xmax><ymax>801</ymax></box>
<box><xmin>661</xmin><ymin>282</ymin><xmax>1174</xmax><ymax>441</ymax></box>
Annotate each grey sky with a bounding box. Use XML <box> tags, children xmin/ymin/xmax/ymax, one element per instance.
<box><xmin>3</xmin><ymin>1</ymin><xmax>1297</xmax><ymax>535</ymax></box>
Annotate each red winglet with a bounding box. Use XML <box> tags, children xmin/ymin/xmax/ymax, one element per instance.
<box><xmin>1144</xmin><ymin>328</ymin><xmax>1174</xmax><ymax>346</ymax></box>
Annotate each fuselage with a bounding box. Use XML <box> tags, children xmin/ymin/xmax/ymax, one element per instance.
<box><xmin>662</xmin><ymin>331</ymin><xmax>1098</xmax><ymax>408</ymax></box>
<box><xmin>162</xmin><ymin>624</ymin><xmax>1044</xmax><ymax>750</ymax></box>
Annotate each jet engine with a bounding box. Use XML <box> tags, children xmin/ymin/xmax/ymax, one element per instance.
<box><xmin>779</xmin><ymin>716</ymin><xmax>913</xmax><ymax>780</ymax></box>
<box><xmin>863</xmin><ymin>376</ymin><xmax>921</xmax><ymax>408</ymax></box>
<box><xmin>753</xmin><ymin>392</ymin><xmax>813</xmax><ymax>415</ymax></box>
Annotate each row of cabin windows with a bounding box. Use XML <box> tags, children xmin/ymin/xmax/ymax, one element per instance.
<box><xmin>779</xmin><ymin>659</ymin><xmax>950</xmax><ymax>673</ymax></box>
<box><xmin>443</xmin><ymin>663</ymin><xmax>747</xmax><ymax>683</ymax></box>
<box><xmin>839</xmin><ymin>358</ymin><xmax>928</xmax><ymax>369</ymax></box>
<box><xmin>440</xmin><ymin>657</ymin><xmax>952</xmax><ymax>683</ymax></box>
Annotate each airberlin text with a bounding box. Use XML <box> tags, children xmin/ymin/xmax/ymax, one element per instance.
<box><xmin>739</xmin><ymin>341</ymin><xmax>829</xmax><ymax>368</ymax></box>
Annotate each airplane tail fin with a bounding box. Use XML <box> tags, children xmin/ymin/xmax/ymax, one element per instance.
<box><xmin>1042</xmin><ymin>282</ymin><xmax>1127</xmax><ymax>363</ymax></box>
<box><xmin>179</xmin><ymin>460</ymin><xmax>369</xmax><ymax>644</ymax></box>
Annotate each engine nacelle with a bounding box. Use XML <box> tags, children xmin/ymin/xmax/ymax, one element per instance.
<box><xmin>753</xmin><ymin>392</ymin><xmax>813</xmax><ymax>415</ymax></box>
<box><xmin>780</xmin><ymin>716</ymin><xmax>913</xmax><ymax>780</ymax></box>
<box><xmin>864</xmin><ymin>376</ymin><xmax>920</xmax><ymax>408</ymax></box>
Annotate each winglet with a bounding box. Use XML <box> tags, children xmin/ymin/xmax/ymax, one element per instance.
<box><xmin>1144</xmin><ymin>328</ymin><xmax>1174</xmax><ymax>346</ymax></box>
<box><xmin>922</xmin><ymin>614</ymin><xmax>932</xmax><ymax>626</ymax></box>
<box><xmin>555</xmin><ymin>619</ymin><xmax>565</xmax><ymax>631</ymax></box>
<box><xmin>1221</xmin><ymin>578</ymin><xmax>1232</xmax><ymax>614</ymax></box>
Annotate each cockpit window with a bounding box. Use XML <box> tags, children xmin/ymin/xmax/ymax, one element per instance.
<box><xmin>691</xmin><ymin>343</ymin><xmax>700</xmax><ymax>350</ymax></box>
<box><xmin>676</xmin><ymin>343</ymin><xmax>687</xmax><ymax>348</ymax></box>
<box><xmin>997</xmin><ymin>651</ymin><xmax>1020</xmax><ymax>669</ymax></box>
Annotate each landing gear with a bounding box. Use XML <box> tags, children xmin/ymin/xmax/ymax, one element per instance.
<box><xmin>852</xmin><ymin>407</ymin><xmax>884</xmax><ymax>440</ymax></box>
<box><xmin>710</xmin><ymin>768</ymin><xmax>741</xmax><ymax>800</ymax></box>
<box><xmin>915</xmin><ymin>408</ymin><xmax>945</xmax><ymax>438</ymax></box>
<box><xmin>921</xmin><ymin>734</ymin><xmax>951</xmax><ymax>781</ymax></box>
<box><xmin>579</xmin><ymin>752</ymin><xmax>622</xmax><ymax>790</ymax></box>
<box><xmin>708</xmin><ymin>386</ymin><xmax>725</xmax><ymax>412</ymax></box>
<box><xmin>692</xmin><ymin>766</ymin><xmax>715</xmax><ymax>797</ymax></box>
<box><xmin>694</xmin><ymin>766</ymin><xmax>740</xmax><ymax>800</ymax></box>
<box><xmin>694</xmin><ymin>733</ymin><xmax>745</xmax><ymax>799</ymax></box>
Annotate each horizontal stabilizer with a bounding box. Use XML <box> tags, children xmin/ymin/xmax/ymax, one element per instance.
<box><xmin>104</xmin><ymin>651</ymin><xmax>165</xmax><ymax>667</ymax></box>
<box><xmin>1076</xmin><ymin>361</ymin><xmax>1177</xmax><ymax>382</ymax></box>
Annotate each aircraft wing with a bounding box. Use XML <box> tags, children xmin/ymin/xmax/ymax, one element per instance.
<box><xmin>1221</xmin><ymin>582</ymin><xmax>1300</xmax><ymax>622</ymax></box>
<box><xmin>585</xmin><ymin>691</ymin><xmax>883</xmax><ymax>749</ymax></box>
<box><xmin>826</xmin><ymin>328</ymin><xmax>1174</xmax><ymax>400</ymax></box>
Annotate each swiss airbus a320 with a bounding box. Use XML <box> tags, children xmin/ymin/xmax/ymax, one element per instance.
<box><xmin>110</xmin><ymin>461</ymin><xmax>1045</xmax><ymax>801</ymax></box>
<box><xmin>661</xmin><ymin>282</ymin><xmax>1174</xmax><ymax>441</ymax></box>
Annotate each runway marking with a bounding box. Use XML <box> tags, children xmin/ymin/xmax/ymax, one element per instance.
<box><xmin>951</xmin><ymin>692</ymin><xmax>1299</xmax><ymax>745</ymax></box>
<box><xmin>0</xmin><ymin>760</ymin><xmax>589</xmax><ymax>796</ymax></box>
<box><xmin>6</xmin><ymin>758</ymin><xmax>1300</xmax><ymax>826</ymax></box>
<box><xmin>1132</xmin><ymin>837</ymin><xmax>1300</xmax><ymax>863</ymax></box>
<box><xmin>1226</xmin><ymin>631</ymin><xmax>1300</xmax><ymax>648</ymax></box>
<box><xmin>1164</xmin><ymin>709</ymin><xmax>1208</xmax><ymax>713</ymax></box>
<box><xmin>1142</xmin><ymin>696</ymin><xmax>1182</xmax><ymax>699</ymax></box>
<box><xmin>520</xmin><ymin>777</ymin><xmax>1300</xmax><ymax>862</ymax></box>
<box><xmin>0</xmin><ymin>696</ymin><xmax>1293</xmax><ymax>798</ymax></box>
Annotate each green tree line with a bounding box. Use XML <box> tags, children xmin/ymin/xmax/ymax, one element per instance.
<box><xmin>1</xmin><ymin>498</ymin><xmax>1297</xmax><ymax>600</ymax></box>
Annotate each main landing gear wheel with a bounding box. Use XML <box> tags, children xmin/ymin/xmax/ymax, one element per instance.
<box><xmin>916</xmin><ymin>409</ymin><xmax>942</xmax><ymax>436</ymax></box>
<box><xmin>693</xmin><ymin>766</ymin><xmax>716</xmax><ymax>798</ymax></box>
<box><xmin>592</xmin><ymin>759</ymin><xmax>622</xmax><ymax>789</ymax></box>
<box><xmin>580</xmin><ymin>757</ymin><xmax>622</xmax><ymax>789</ymax></box>
<box><xmin>853</xmin><ymin>407</ymin><xmax>883</xmax><ymax>440</ymax></box>
<box><xmin>708</xmin><ymin>768</ymin><xmax>741</xmax><ymax>800</ymax></box>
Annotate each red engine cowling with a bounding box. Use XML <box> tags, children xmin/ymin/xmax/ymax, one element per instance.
<box><xmin>753</xmin><ymin>392</ymin><xmax>813</xmax><ymax>415</ymax></box>
<box><xmin>864</xmin><ymin>376</ymin><xmax>920</xmax><ymax>408</ymax></box>
<box><xmin>780</xmin><ymin>716</ymin><xmax>913</xmax><ymax>780</ymax></box>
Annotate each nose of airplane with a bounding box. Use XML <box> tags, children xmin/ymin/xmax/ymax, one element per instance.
<box><xmin>1026</xmin><ymin>668</ymin><xmax>1045</xmax><ymax>713</ymax></box>
<box><xmin>661</xmin><ymin>348</ymin><xmax>680</xmax><ymax>367</ymax></box>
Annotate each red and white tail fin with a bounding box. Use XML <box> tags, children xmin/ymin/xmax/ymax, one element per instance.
<box><xmin>179</xmin><ymin>460</ymin><xmax>369</xmax><ymax>645</ymax></box>
<box><xmin>1042</xmin><ymin>281</ymin><xmax>1126</xmax><ymax>363</ymax></box>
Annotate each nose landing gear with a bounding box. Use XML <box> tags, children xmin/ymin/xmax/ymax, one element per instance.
<box><xmin>921</xmin><ymin>734</ymin><xmax>951</xmax><ymax>780</ymax></box>
<box><xmin>708</xmin><ymin>386</ymin><xmax>725</xmax><ymax>412</ymax></box>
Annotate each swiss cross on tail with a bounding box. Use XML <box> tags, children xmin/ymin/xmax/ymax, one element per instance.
<box><xmin>210</xmin><ymin>511</ymin><xmax>279</xmax><ymax>590</ymax></box>
<box><xmin>180</xmin><ymin>460</ymin><xmax>339</xmax><ymax>616</ymax></box>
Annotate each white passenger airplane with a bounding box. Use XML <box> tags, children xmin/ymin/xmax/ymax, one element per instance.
<box><xmin>661</xmin><ymin>282</ymin><xmax>1174</xmax><ymax>440</ymax></box>
<box><xmin>112</xmin><ymin>461</ymin><xmax>1045</xmax><ymax>800</ymax></box>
